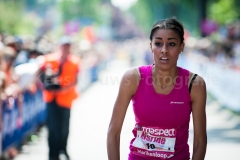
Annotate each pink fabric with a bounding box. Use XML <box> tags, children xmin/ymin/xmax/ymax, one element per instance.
<box><xmin>129</xmin><ymin>65</ymin><xmax>192</xmax><ymax>160</ymax></box>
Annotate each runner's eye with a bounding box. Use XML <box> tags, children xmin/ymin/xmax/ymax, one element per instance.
<box><xmin>169</xmin><ymin>43</ymin><xmax>175</xmax><ymax>46</ymax></box>
<box><xmin>155</xmin><ymin>42</ymin><xmax>162</xmax><ymax>46</ymax></box>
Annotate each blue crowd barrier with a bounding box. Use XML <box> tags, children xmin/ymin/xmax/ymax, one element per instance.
<box><xmin>1</xmin><ymin>89</ymin><xmax>46</xmax><ymax>153</ymax></box>
<box><xmin>1</xmin><ymin>59</ymin><xmax>107</xmax><ymax>155</ymax></box>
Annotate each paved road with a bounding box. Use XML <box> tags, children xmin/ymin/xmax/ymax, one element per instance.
<box><xmin>14</xmin><ymin>60</ymin><xmax>240</xmax><ymax>160</ymax></box>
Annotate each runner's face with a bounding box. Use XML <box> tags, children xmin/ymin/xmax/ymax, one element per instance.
<box><xmin>150</xmin><ymin>29</ymin><xmax>184</xmax><ymax>70</ymax></box>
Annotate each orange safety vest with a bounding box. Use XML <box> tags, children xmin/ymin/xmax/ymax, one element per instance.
<box><xmin>42</xmin><ymin>53</ymin><xmax>81</xmax><ymax>109</ymax></box>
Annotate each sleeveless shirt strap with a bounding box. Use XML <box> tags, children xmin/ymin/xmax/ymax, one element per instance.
<box><xmin>135</xmin><ymin>68</ymin><xmax>141</xmax><ymax>77</ymax></box>
<box><xmin>188</xmin><ymin>74</ymin><xmax>198</xmax><ymax>93</ymax></box>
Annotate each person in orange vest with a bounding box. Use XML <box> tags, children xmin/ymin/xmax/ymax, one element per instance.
<box><xmin>38</xmin><ymin>36</ymin><xmax>81</xmax><ymax>160</ymax></box>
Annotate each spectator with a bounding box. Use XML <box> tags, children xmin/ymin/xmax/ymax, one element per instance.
<box><xmin>37</xmin><ymin>36</ymin><xmax>81</xmax><ymax>160</ymax></box>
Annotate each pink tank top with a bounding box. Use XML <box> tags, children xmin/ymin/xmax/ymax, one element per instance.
<box><xmin>129</xmin><ymin>65</ymin><xmax>192</xmax><ymax>160</ymax></box>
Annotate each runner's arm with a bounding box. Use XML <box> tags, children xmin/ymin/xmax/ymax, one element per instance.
<box><xmin>107</xmin><ymin>69</ymin><xmax>139</xmax><ymax>160</ymax></box>
<box><xmin>190</xmin><ymin>75</ymin><xmax>207</xmax><ymax>160</ymax></box>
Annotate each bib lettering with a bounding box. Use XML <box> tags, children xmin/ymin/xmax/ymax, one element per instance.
<box><xmin>131</xmin><ymin>125</ymin><xmax>177</xmax><ymax>159</ymax></box>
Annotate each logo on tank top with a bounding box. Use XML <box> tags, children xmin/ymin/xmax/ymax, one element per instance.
<box><xmin>170</xmin><ymin>101</ymin><xmax>184</xmax><ymax>104</ymax></box>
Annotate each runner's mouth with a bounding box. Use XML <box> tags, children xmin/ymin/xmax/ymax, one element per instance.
<box><xmin>160</xmin><ymin>57</ymin><xmax>169</xmax><ymax>61</ymax></box>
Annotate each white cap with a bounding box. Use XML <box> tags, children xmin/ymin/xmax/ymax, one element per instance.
<box><xmin>59</xmin><ymin>35</ymin><xmax>72</xmax><ymax>45</ymax></box>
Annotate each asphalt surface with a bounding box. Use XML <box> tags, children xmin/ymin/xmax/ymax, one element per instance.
<box><xmin>13</xmin><ymin>59</ymin><xmax>240</xmax><ymax>160</ymax></box>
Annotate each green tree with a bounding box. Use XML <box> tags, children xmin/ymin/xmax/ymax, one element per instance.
<box><xmin>207</xmin><ymin>0</ymin><xmax>238</xmax><ymax>25</ymax></box>
<box><xmin>129</xmin><ymin>0</ymin><xmax>199</xmax><ymax>36</ymax></box>
<box><xmin>0</xmin><ymin>0</ymin><xmax>39</xmax><ymax>35</ymax></box>
<box><xmin>57</xmin><ymin>0</ymin><xmax>102</xmax><ymax>24</ymax></box>
<box><xmin>0</xmin><ymin>0</ymin><xmax>23</xmax><ymax>34</ymax></box>
<box><xmin>129</xmin><ymin>1</ymin><xmax>149</xmax><ymax>33</ymax></box>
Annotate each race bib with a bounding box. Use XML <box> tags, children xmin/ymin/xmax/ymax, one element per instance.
<box><xmin>131</xmin><ymin>125</ymin><xmax>177</xmax><ymax>159</ymax></box>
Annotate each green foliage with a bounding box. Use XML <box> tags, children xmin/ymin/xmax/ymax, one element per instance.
<box><xmin>208</xmin><ymin>0</ymin><xmax>238</xmax><ymax>25</ymax></box>
<box><xmin>129</xmin><ymin>0</ymin><xmax>154</xmax><ymax>33</ymax></box>
<box><xmin>16</xmin><ymin>14</ymin><xmax>41</xmax><ymax>35</ymax></box>
<box><xmin>0</xmin><ymin>1</ymin><xmax>22</xmax><ymax>34</ymax></box>
<box><xmin>57</xmin><ymin>0</ymin><xmax>101</xmax><ymax>24</ymax></box>
<box><xmin>0</xmin><ymin>0</ymin><xmax>38</xmax><ymax>34</ymax></box>
<box><xmin>129</xmin><ymin>0</ymin><xmax>199</xmax><ymax>36</ymax></box>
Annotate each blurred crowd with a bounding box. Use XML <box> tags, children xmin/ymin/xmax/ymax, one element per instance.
<box><xmin>1</xmin><ymin>21</ymin><xmax>239</xmax><ymax>112</ymax></box>
<box><xmin>0</xmin><ymin>34</ymin><xmax>47</xmax><ymax>119</ymax></box>
<box><xmin>0</xmin><ymin>32</ymin><xmax>115</xmax><ymax>158</ymax></box>
<box><xmin>0</xmin><ymin>33</ymin><xmax>112</xmax><ymax>132</ymax></box>
<box><xmin>185</xmin><ymin>22</ymin><xmax>240</xmax><ymax>71</ymax></box>
<box><xmin>0</xmin><ymin>32</ymin><xmax>153</xmax><ymax>119</ymax></box>
<box><xmin>0</xmin><ymin>33</ymin><xmax>113</xmax><ymax>102</ymax></box>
